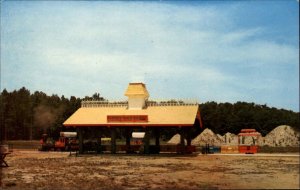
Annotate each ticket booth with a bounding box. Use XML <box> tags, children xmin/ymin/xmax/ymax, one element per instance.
<box><xmin>238</xmin><ymin>129</ymin><xmax>261</xmax><ymax>154</ymax></box>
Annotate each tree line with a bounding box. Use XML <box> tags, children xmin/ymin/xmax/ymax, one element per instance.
<box><xmin>200</xmin><ymin>101</ymin><xmax>299</xmax><ymax>136</ymax></box>
<box><xmin>0</xmin><ymin>87</ymin><xmax>103</xmax><ymax>141</ymax></box>
<box><xmin>0</xmin><ymin>87</ymin><xmax>299</xmax><ymax>141</ymax></box>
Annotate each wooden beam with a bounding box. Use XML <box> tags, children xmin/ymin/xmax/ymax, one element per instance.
<box><xmin>125</xmin><ymin>128</ymin><xmax>131</xmax><ymax>153</ymax></box>
<box><xmin>144</xmin><ymin>128</ymin><xmax>150</xmax><ymax>154</ymax></box>
<box><xmin>96</xmin><ymin>129</ymin><xmax>102</xmax><ymax>154</ymax></box>
<box><xmin>186</xmin><ymin>128</ymin><xmax>191</xmax><ymax>146</ymax></box>
<box><xmin>180</xmin><ymin>128</ymin><xmax>185</xmax><ymax>154</ymax></box>
<box><xmin>111</xmin><ymin>128</ymin><xmax>116</xmax><ymax>154</ymax></box>
<box><xmin>155</xmin><ymin>128</ymin><xmax>160</xmax><ymax>154</ymax></box>
<box><xmin>155</xmin><ymin>128</ymin><xmax>160</xmax><ymax>147</ymax></box>
<box><xmin>77</xmin><ymin>127</ymin><xmax>83</xmax><ymax>154</ymax></box>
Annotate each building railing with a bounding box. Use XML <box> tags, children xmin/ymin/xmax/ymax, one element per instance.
<box><xmin>147</xmin><ymin>99</ymin><xmax>199</xmax><ymax>106</ymax></box>
<box><xmin>81</xmin><ymin>99</ymin><xmax>199</xmax><ymax>108</ymax></box>
<box><xmin>81</xmin><ymin>100</ymin><xmax>128</xmax><ymax>108</ymax></box>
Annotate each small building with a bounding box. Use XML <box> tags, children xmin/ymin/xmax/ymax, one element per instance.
<box><xmin>63</xmin><ymin>83</ymin><xmax>202</xmax><ymax>154</ymax></box>
<box><xmin>238</xmin><ymin>129</ymin><xmax>261</xmax><ymax>154</ymax></box>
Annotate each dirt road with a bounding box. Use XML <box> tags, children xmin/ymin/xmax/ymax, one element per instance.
<box><xmin>1</xmin><ymin>150</ymin><xmax>299</xmax><ymax>189</ymax></box>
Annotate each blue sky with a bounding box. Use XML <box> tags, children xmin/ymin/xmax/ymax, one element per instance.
<box><xmin>1</xmin><ymin>1</ymin><xmax>299</xmax><ymax>111</ymax></box>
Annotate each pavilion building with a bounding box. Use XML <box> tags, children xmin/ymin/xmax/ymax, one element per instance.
<box><xmin>63</xmin><ymin>83</ymin><xmax>202</xmax><ymax>154</ymax></box>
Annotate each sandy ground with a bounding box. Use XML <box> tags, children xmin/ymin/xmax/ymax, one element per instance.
<box><xmin>1</xmin><ymin>150</ymin><xmax>299</xmax><ymax>189</ymax></box>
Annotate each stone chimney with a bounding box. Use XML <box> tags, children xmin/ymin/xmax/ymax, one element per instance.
<box><xmin>124</xmin><ymin>83</ymin><xmax>149</xmax><ymax>110</ymax></box>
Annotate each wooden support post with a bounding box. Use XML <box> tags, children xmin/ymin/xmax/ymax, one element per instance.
<box><xmin>144</xmin><ymin>128</ymin><xmax>150</xmax><ymax>154</ymax></box>
<box><xmin>186</xmin><ymin>129</ymin><xmax>191</xmax><ymax>146</ymax></box>
<box><xmin>96</xmin><ymin>128</ymin><xmax>102</xmax><ymax>154</ymax></box>
<box><xmin>111</xmin><ymin>128</ymin><xmax>116</xmax><ymax>154</ymax></box>
<box><xmin>125</xmin><ymin>129</ymin><xmax>131</xmax><ymax>153</ymax></box>
<box><xmin>180</xmin><ymin>128</ymin><xmax>185</xmax><ymax>154</ymax></box>
<box><xmin>155</xmin><ymin>128</ymin><xmax>160</xmax><ymax>154</ymax></box>
<box><xmin>77</xmin><ymin>127</ymin><xmax>83</xmax><ymax>154</ymax></box>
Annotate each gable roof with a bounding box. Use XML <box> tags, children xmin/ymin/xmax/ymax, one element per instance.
<box><xmin>63</xmin><ymin>105</ymin><xmax>199</xmax><ymax>127</ymax></box>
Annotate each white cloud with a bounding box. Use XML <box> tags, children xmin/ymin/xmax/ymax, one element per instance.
<box><xmin>1</xmin><ymin>1</ymin><xmax>299</xmax><ymax>111</ymax></box>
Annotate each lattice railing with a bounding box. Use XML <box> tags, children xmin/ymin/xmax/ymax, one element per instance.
<box><xmin>81</xmin><ymin>100</ymin><xmax>128</xmax><ymax>108</ymax></box>
<box><xmin>146</xmin><ymin>99</ymin><xmax>199</xmax><ymax>106</ymax></box>
<box><xmin>81</xmin><ymin>99</ymin><xmax>199</xmax><ymax>108</ymax></box>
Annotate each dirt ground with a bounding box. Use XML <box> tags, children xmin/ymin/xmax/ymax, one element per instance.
<box><xmin>1</xmin><ymin>150</ymin><xmax>299</xmax><ymax>189</ymax></box>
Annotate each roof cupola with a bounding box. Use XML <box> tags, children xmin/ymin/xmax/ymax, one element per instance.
<box><xmin>124</xmin><ymin>83</ymin><xmax>149</xmax><ymax>110</ymax></box>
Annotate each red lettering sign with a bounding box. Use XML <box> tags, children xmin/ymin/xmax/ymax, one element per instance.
<box><xmin>107</xmin><ymin>115</ymin><xmax>148</xmax><ymax>123</ymax></box>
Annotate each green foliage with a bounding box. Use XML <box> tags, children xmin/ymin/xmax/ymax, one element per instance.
<box><xmin>0</xmin><ymin>87</ymin><xmax>299</xmax><ymax>141</ymax></box>
<box><xmin>0</xmin><ymin>87</ymin><xmax>103</xmax><ymax>141</ymax></box>
<box><xmin>200</xmin><ymin>101</ymin><xmax>299</xmax><ymax>136</ymax></box>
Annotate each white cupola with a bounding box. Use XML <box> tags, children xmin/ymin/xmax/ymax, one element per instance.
<box><xmin>124</xmin><ymin>83</ymin><xmax>149</xmax><ymax>110</ymax></box>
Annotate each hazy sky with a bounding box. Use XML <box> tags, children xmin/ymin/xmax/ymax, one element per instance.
<box><xmin>1</xmin><ymin>1</ymin><xmax>299</xmax><ymax>111</ymax></box>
